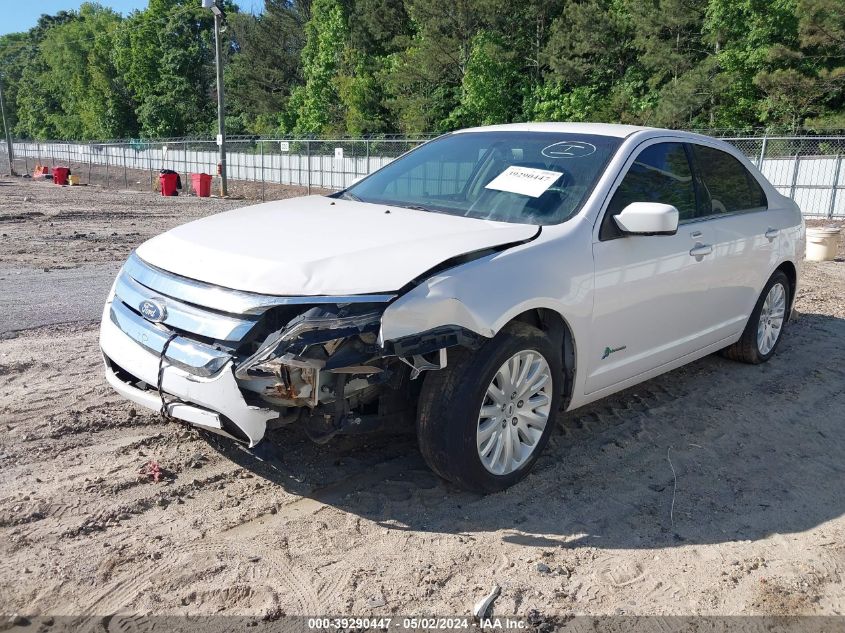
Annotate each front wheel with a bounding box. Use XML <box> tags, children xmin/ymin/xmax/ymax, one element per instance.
<box><xmin>416</xmin><ymin>322</ymin><xmax>562</xmax><ymax>493</ymax></box>
<box><xmin>722</xmin><ymin>270</ymin><xmax>790</xmax><ymax>364</ymax></box>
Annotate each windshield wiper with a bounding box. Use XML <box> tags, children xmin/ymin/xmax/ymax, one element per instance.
<box><xmin>392</xmin><ymin>203</ymin><xmax>435</xmax><ymax>213</ymax></box>
<box><xmin>335</xmin><ymin>192</ymin><xmax>433</xmax><ymax>212</ymax></box>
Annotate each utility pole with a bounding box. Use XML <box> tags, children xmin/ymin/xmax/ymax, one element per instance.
<box><xmin>0</xmin><ymin>74</ymin><xmax>17</xmax><ymax>176</ymax></box>
<box><xmin>203</xmin><ymin>0</ymin><xmax>227</xmax><ymax>196</ymax></box>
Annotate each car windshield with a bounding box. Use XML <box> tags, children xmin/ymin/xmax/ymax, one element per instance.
<box><xmin>342</xmin><ymin>131</ymin><xmax>622</xmax><ymax>225</ymax></box>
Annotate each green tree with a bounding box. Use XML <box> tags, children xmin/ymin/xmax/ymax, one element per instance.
<box><xmin>524</xmin><ymin>82</ymin><xmax>602</xmax><ymax>122</ymax></box>
<box><xmin>544</xmin><ymin>0</ymin><xmax>632</xmax><ymax>89</ymax></box>
<box><xmin>541</xmin><ymin>0</ymin><xmax>632</xmax><ymax>122</ymax></box>
<box><xmin>293</xmin><ymin>0</ymin><xmax>348</xmax><ymax>134</ymax></box>
<box><xmin>450</xmin><ymin>30</ymin><xmax>522</xmax><ymax>127</ymax></box>
<box><xmin>14</xmin><ymin>4</ymin><xmax>133</xmax><ymax>140</ymax></box>
<box><xmin>332</xmin><ymin>0</ymin><xmax>410</xmax><ymax>134</ymax></box>
<box><xmin>754</xmin><ymin>0</ymin><xmax>845</xmax><ymax>130</ymax></box>
<box><xmin>384</xmin><ymin>0</ymin><xmax>483</xmax><ymax>133</ymax></box>
<box><xmin>350</xmin><ymin>0</ymin><xmax>410</xmax><ymax>56</ymax></box>
<box><xmin>624</xmin><ymin>0</ymin><xmax>712</xmax><ymax>126</ymax></box>
<box><xmin>113</xmin><ymin>0</ymin><xmax>218</xmax><ymax>137</ymax></box>
<box><xmin>702</xmin><ymin>0</ymin><xmax>798</xmax><ymax>129</ymax></box>
<box><xmin>335</xmin><ymin>50</ymin><xmax>392</xmax><ymax>134</ymax></box>
<box><xmin>4</xmin><ymin>0</ymin><xmax>845</xmax><ymax>139</ymax></box>
<box><xmin>0</xmin><ymin>31</ymin><xmax>33</xmax><ymax>135</ymax></box>
<box><xmin>226</xmin><ymin>0</ymin><xmax>308</xmax><ymax>135</ymax></box>
<box><xmin>8</xmin><ymin>11</ymin><xmax>80</xmax><ymax>138</ymax></box>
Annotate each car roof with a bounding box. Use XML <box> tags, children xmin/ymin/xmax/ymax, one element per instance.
<box><xmin>453</xmin><ymin>122</ymin><xmax>657</xmax><ymax>139</ymax></box>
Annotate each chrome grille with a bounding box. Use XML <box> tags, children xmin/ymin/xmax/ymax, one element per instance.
<box><xmin>116</xmin><ymin>253</ymin><xmax>263</xmax><ymax>342</ymax></box>
<box><xmin>122</xmin><ymin>252</ymin><xmax>396</xmax><ymax>315</ymax></box>
<box><xmin>114</xmin><ymin>266</ymin><xmax>258</xmax><ymax>342</ymax></box>
<box><xmin>109</xmin><ymin>301</ymin><xmax>231</xmax><ymax>376</ymax></box>
<box><xmin>110</xmin><ymin>252</ymin><xmax>397</xmax><ymax>377</ymax></box>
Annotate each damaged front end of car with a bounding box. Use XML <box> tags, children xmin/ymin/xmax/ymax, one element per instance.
<box><xmin>100</xmin><ymin>252</ymin><xmax>484</xmax><ymax>447</ymax></box>
<box><xmin>235</xmin><ymin>297</ymin><xmax>493</xmax><ymax>442</ymax></box>
<box><xmin>235</xmin><ymin>303</ymin><xmax>425</xmax><ymax>443</ymax></box>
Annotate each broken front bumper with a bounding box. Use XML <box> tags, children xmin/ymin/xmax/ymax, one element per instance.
<box><xmin>99</xmin><ymin>253</ymin><xmax>400</xmax><ymax>445</ymax></box>
<box><xmin>100</xmin><ymin>302</ymin><xmax>277</xmax><ymax>446</ymax></box>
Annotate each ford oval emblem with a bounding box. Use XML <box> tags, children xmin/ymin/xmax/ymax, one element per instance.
<box><xmin>139</xmin><ymin>298</ymin><xmax>167</xmax><ymax>323</ymax></box>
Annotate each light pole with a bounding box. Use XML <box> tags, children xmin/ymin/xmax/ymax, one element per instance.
<box><xmin>0</xmin><ymin>74</ymin><xmax>17</xmax><ymax>177</ymax></box>
<box><xmin>203</xmin><ymin>0</ymin><xmax>227</xmax><ymax>196</ymax></box>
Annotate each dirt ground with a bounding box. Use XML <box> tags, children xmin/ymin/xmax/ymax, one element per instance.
<box><xmin>1</xmin><ymin>179</ymin><xmax>845</xmax><ymax>621</ymax></box>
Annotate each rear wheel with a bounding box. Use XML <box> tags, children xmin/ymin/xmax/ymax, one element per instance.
<box><xmin>722</xmin><ymin>270</ymin><xmax>790</xmax><ymax>364</ymax></box>
<box><xmin>416</xmin><ymin>322</ymin><xmax>562</xmax><ymax>493</ymax></box>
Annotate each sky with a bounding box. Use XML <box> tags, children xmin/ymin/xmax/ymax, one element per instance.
<box><xmin>0</xmin><ymin>0</ymin><xmax>149</xmax><ymax>36</ymax></box>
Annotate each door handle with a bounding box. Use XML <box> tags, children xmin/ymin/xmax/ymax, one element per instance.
<box><xmin>689</xmin><ymin>243</ymin><xmax>713</xmax><ymax>259</ymax></box>
<box><xmin>765</xmin><ymin>228</ymin><xmax>779</xmax><ymax>241</ymax></box>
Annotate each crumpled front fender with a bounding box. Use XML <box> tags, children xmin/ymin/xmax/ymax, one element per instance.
<box><xmin>379</xmin><ymin>231</ymin><xmax>590</xmax><ymax>351</ymax></box>
<box><xmin>380</xmin><ymin>283</ymin><xmax>495</xmax><ymax>344</ymax></box>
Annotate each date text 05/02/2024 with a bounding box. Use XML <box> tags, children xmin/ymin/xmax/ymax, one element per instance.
<box><xmin>307</xmin><ymin>617</ymin><xmax>528</xmax><ymax>630</ymax></box>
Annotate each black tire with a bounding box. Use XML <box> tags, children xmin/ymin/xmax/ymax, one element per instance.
<box><xmin>721</xmin><ymin>270</ymin><xmax>791</xmax><ymax>364</ymax></box>
<box><xmin>416</xmin><ymin>321</ymin><xmax>562</xmax><ymax>493</ymax></box>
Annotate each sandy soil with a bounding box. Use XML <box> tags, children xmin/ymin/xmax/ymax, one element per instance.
<box><xmin>0</xmin><ymin>178</ymin><xmax>293</xmax><ymax>270</ymax></box>
<box><xmin>1</xmin><ymin>179</ymin><xmax>845</xmax><ymax>621</ymax></box>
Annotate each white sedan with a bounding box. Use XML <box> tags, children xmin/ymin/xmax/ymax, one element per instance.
<box><xmin>100</xmin><ymin>123</ymin><xmax>804</xmax><ymax>492</ymax></box>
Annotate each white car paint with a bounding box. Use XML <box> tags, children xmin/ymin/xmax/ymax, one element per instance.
<box><xmin>380</xmin><ymin>126</ymin><xmax>803</xmax><ymax>409</ymax></box>
<box><xmin>612</xmin><ymin>202</ymin><xmax>679</xmax><ymax>234</ymax></box>
<box><xmin>101</xmin><ymin>123</ymin><xmax>804</xmax><ymax>447</ymax></box>
<box><xmin>136</xmin><ymin>196</ymin><xmax>538</xmax><ymax>296</ymax></box>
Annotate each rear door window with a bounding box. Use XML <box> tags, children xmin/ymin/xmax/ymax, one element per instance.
<box><xmin>690</xmin><ymin>144</ymin><xmax>767</xmax><ymax>215</ymax></box>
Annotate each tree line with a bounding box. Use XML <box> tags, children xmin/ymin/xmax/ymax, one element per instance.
<box><xmin>0</xmin><ymin>0</ymin><xmax>843</xmax><ymax>141</ymax></box>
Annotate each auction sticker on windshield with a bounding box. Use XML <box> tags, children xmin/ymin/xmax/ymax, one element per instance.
<box><xmin>484</xmin><ymin>165</ymin><xmax>563</xmax><ymax>198</ymax></box>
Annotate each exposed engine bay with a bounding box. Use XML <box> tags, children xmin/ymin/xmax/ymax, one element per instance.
<box><xmin>233</xmin><ymin>303</ymin><xmax>479</xmax><ymax>443</ymax></box>
<box><xmin>235</xmin><ymin>303</ymin><xmax>414</xmax><ymax>442</ymax></box>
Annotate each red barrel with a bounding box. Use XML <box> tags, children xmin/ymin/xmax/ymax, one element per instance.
<box><xmin>160</xmin><ymin>172</ymin><xmax>179</xmax><ymax>196</ymax></box>
<box><xmin>191</xmin><ymin>173</ymin><xmax>212</xmax><ymax>198</ymax></box>
<box><xmin>53</xmin><ymin>167</ymin><xmax>70</xmax><ymax>186</ymax></box>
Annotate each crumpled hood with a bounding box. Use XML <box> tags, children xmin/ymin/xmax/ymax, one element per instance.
<box><xmin>135</xmin><ymin>196</ymin><xmax>538</xmax><ymax>296</ymax></box>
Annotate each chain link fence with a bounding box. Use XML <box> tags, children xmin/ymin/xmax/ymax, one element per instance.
<box><xmin>1</xmin><ymin>133</ymin><xmax>844</xmax><ymax>218</ymax></box>
<box><xmin>0</xmin><ymin>136</ymin><xmax>429</xmax><ymax>201</ymax></box>
<box><xmin>723</xmin><ymin>136</ymin><xmax>845</xmax><ymax>219</ymax></box>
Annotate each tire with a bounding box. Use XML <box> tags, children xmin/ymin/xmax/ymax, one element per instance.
<box><xmin>416</xmin><ymin>321</ymin><xmax>562</xmax><ymax>493</ymax></box>
<box><xmin>721</xmin><ymin>270</ymin><xmax>791</xmax><ymax>364</ymax></box>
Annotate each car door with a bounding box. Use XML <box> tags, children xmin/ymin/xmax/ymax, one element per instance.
<box><xmin>687</xmin><ymin>143</ymin><xmax>780</xmax><ymax>339</ymax></box>
<box><xmin>585</xmin><ymin>140</ymin><xmax>725</xmax><ymax>395</ymax></box>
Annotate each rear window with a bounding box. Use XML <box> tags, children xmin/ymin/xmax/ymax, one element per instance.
<box><xmin>691</xmin><ymin>145</ymin><xmax>767</xmax><ymax>215</ymax></box>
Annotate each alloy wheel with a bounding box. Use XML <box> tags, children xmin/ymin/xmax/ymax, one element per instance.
<box><xmin>757</xmin><ymin>282</ymin><xmax>786</xmax><ymax>355</ymax></box>
<box><xmin>476</xmin><ymin>350</ymin><xmax>552</xmax><ymax>475</ymax></box>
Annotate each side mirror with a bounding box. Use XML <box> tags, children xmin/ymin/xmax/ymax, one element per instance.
<box><xmin>613</xmin><ymin>202</ymin><xmax>679</xmax><ymax>236</ymax></box>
